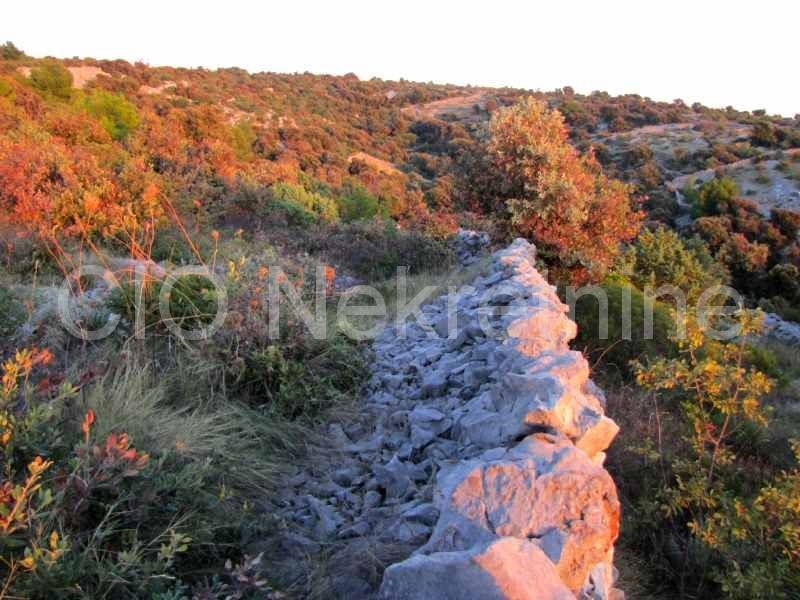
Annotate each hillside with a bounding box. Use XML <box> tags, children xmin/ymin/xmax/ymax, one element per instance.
<box><xmin>1</xmin><ymin>45</ymin><xmax>799</xmax><ymax>599</ymax></box>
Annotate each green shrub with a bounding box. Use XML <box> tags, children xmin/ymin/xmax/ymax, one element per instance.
<box><xmin>632</xmin><ymin>312</ymin><xmax>800</xmax><ymax>600</ymax></box>
<box><xmin>0</xmin><ymin>78</ymin><xmax>14</xmax><ymax>99</ymax></box>
<box><xmin>269</xmin><ymin>182</ymin><xmax>339</xmax><ymax>223</ymax></box>
<box><xmin>336</xmin><ymin>182</ymin><xmax>388</xmax><ymax>222</ymax></box>
<box><xmin>0</xmin><ymin>41</ymin><xmax>25</xmax><ymax>60</ymax></box>
<box><xmin>150</xmin><ymin>229</ymin><xmax>196</xmax><ymax>264</ymax></box>
<box><xmin>29</xmin><ymin>63</ymin><xmax>73</xmax><ymax>100</ymax></box>
<box><xmin>572</xmin><ymin>279</ymin><xmax>676</xmax><ymax>376</ymax></box>
<box><xmin>242</xmin><ymin>331</ymin><xmax>367</xmax><ymax>419</ymax></box>
<box><xmin>0</xmin><ymin>358</ymin><xmax>295</xmax><ymax>598</ymax></box>
<box><xmin>685</xmin><ymin>176</ymin><xmax>739</xmax><ymax>216</ymax></box>
<box><xmin>82</xmin><ymin>90</ymin><xmax>140</xmax><ymax>141</ymax></box>
<box><xmin>751</xmin><ymin>121</ymin><xmax>778</xmax><ymax>147</ymax></box>
<box><xmin>620</xmin><ymin>227</ymin><xmax>728</xmax><ymax>301</ymax></box>
<box><xmin>755</xmin><ymin>172</ymin><xmax>771</xmax><ymax>185</ymax></box>
<box><xmin>230</xmin><ymin>120</ymin><xmax>257</xmax><ymax>160</ymax></box>
<box><xmin>106</xmin><ymin>273</ymin><xmax>221</xmax><ymax>336</ymax></box>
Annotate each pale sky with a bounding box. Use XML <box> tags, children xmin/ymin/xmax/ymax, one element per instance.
<box><xmin>3</xmin><ymin>1</ymin><xmax>798</xmax><ymax>117</ymax></box>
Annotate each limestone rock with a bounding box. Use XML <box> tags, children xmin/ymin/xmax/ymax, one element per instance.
<box><xmin>270</xmin><ymin>237</ymin><xmax>622</xmax><ymax>599</ymax></box>
<box><xmin>422</xmin><ymin>434</ymin><xmax>620</xmax><ymax>592</ymax></box>
<box><xmin>379</xmin><ymin>537</ymin><xmax>575</xmax><ymax>600</ymax></box>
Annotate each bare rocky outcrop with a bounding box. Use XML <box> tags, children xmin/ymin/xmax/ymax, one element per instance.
<box><xmin>271</xmin><ymin>239</ymin><xmax>622</xmax><ymax>599</ymax></box>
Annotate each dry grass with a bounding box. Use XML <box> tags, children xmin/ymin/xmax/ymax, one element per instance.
<box><xmin>83</xmin><ymin>365</ymin><xmax>314</xmax><ymax>492</ymax></box>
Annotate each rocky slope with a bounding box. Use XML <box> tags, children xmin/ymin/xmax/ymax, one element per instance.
<box><xmin>271</xmin><ymin>239</ymin><xmax>622</xmax><ymax>599</ymax></box>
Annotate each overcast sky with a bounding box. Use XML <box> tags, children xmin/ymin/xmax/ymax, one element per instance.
<box><xmin>3</xmin><ymin>1</ymin><xmax>798</xmax><ymax>117</ymax></box>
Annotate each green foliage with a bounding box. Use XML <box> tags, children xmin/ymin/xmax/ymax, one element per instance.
<box><xmin>0</xmin><ymin>357</ymin><xmax>295</xmax><ymax>598</ymax></box>
<box><xmin>685</xmin><ymin>176</ymin><xmax>740</xmax><ymax>217</ymax></box>
<box><xmin>751</xmin><ymin>121</ymin><xmax>778</xmax><ymax>147</ymax></box>
<box><xmin>0</xmin><ymin>42</ymin><xmax>25</xmax><ymax>60</ymax></box>
<box><xmin>230</xmin><ymin>120</ymin><xmax>257</xmax><ymax>160</ymax></box>
<box><xmin>335</xmin><ymin>182</ymin><xmax>388</xmax><ymax>222</ymax></box>
<box><xmin>106</xmin><ymin>273</ymin><xmax>221</xmax><ymax>335</ymax></box>
<box><xmin>707</xmin><ymin>448</ymin><xmax>800</xmax><ymax>599</ymax></box>
<box><xmin>270</xmin><ymin>182</ymin><xmax>339</xmax><ymax>223</ymax></box>
<box><xmin>572</xmin><ymin>279</ymin><xmax>676</xmax><ymax>375</ymax></box>
<box><xmin>81</xmin><ymin>89</ymin><xmax>140</xmax><ymax>141</ymax></box>
<box><xmin>0</xmin><ymin>78</ymin><xmax>14</xmax><ymax>99</ymax></box>
<box><xmin>28</xmin><ymin>63</ymin><xmax>73</xmax><ymax>100</ymax></box>
<box><xmin>632</xmin><ymin>312</ymin><xmax>800</xmax><ymax>598</ymax></box>
<box><xmin>620</xmin><ymin>227</ymin><xmax>728</xmax><ymax>301</ymax></box>
<box><xmin>243</xmin><ymin>332</ymin><xmax>367</xmax><ymax>419</ymax></box>
<box><xmin>150</xmin><ymin>229</ymin><xmax>196</xmax><ymax>264</ymax></box>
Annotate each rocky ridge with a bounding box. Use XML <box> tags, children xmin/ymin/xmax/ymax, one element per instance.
<box><xmin>271</xmin><ymin>239</ymin><xmax>622</xmax><ymax>599</ymax></box>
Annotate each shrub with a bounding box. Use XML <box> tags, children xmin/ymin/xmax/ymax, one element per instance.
<box><xmin>269</xmin><ymin>182</ymin><xmax>338</xmax><ymax>223</ymax></box>
<box><xmin>106</xmin><ymin>273</ymin><xmax>221</xmax><ymax>336</ymax></box>
<box><xmin>571</xmin><ymin>279</ymin><xmax>676</xmax><ymax>376</ymax></box>
<box><xmin>771</xmin><ymin>208</ymin><xmax>800</xmax><ymax>239</ymax></box>
<box><xmin>242</xmin><ymin>331</ymin><xmax>367</xmax><ymax>419</ymax></box>
<box><xmin>624</xmin><ymin>142</ymin><xmax>654</xmax><ymax>168</ymax></box>
<box><xmin>0</xmin><ymin>41</ymin><xmax>25</xmax><ymax>60</ymax></box>
<box><xmin>81</xmin><ymin>90</ymin><xmax>140</xmax><ymax>141</ymax></box>
<box><xmin>621</xmin><ymin>228</ymin><xmax>728</xmax><ymax>301</ymax></box>
<box><xmin>685</xmin><ymin>176</ymin><xmax>739</xmax><ymax>216</ymax></box>
<box><xmin>310</xmin><ymin>219</ymin><xmax>455</xmax><ymax>281</ymax></box>
<box><xmin>754</xmin><ymin>172</ymin><xmax>771</xmax><ymax>185</ymax></box>
<box><xmin>0</xmin><ymin>78</ymin><xmax>13</xmax><ymax>100</ymax></box>
<box><xmin>487</xmin><ymin>97</ymin><xmax>642</xmax><ymax>283</ymax></box>
<box><xmin>230</xmin><ymin>120</ymin><xmax>257</xmax><ymax>160</ymax></box>
<box><xmin>0</xmin><ymin>356</ymin><xmax>294</xmax><ymax>598</ymax></box>
<box><xmin>751</xmin><ymin>121</ymin><xmax>778</xmax><ymax>147</ymax></box>
<box><xmin>633</xmin><ymin>312</ymin><xmax>800</xmax><ymax>599</ymax></box>
<box><xmin>29</xmin><ymin>64</ymin><xmax>73</xmax><ymax>100</ymax></box>
<box><xmin>150</xmin><ymin>228</ymin><xmax>196</xmax><ymax>264</ymax></box>
<box><xmin>336</xmin><ymin>182</ymin><xmax>387</xmax><ymax>222</ymax></box>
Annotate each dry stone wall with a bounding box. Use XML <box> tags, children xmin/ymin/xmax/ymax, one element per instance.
<box><xmin>273</xmin><ymin>239</ymin><xmax>622</xmax><ymax>599</ymax></box>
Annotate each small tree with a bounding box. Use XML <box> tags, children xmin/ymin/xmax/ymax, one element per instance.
<box><xmin>488</xmin><ymin>97</ymin><xmax>642</xmax><ymax>283</ymax></box>
<box><xmin>0</xmin><ymin>41</ymin><xmax>25</xmax><ymax>60</ymax></box>
<box><xmin>685</xmin><ymin>176</ymin><xmax>739</xmax><ymax>216</ymax></box>
<box><xmin>634</xmin><ymin>311</ymin><xmax>800</xmax><ymax>598</ymax></box>
<box><xmin>751</xmin><ymin>121</ymin><xmax>778</xmax><ymax>148</ymax></box>
<box><xmin>622</xmin><ymin>227</ymin><xmax>728</xmax><ymax>302</ymax></box>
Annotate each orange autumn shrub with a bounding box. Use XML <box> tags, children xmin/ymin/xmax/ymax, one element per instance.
<box><xmin>487</xmin><ymin>97</ymin><xmax>642</xmax><ymax>283</ymax></box>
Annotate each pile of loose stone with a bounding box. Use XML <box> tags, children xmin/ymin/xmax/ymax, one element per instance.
<box><xmin>763</xmin><ymin>312</ymin><xmax>800</xmax><ymax>347</ymax></box>
<box><xmin>270</xmin><ymin>239</ymin><xmax>623</xmax><ymax>599</ymax></box>
<box><xmin>453</xmin><ymin>228</ymin><xmax>491</xmax><ymax>265</ymax></box>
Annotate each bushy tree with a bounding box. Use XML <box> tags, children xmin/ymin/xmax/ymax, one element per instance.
<box><xmin>0</xmin><ymin>41</ymin><xmax>25</xmax><ymax>60</ymax></box>
<box><xmin>488</xmin><ymin>97</ymin><xmax>642</xmax><ymax>283</ymax></box>
<box><xmin>621</xmin><ymin>227</ymin><xmax>728</xmax><ymax>301</ymax></box>
<box><xmin>685</xmin><ymin>177</ymin><xmax>739</xmax><ymax>216</ymax></box>
<box><xmin>335</xmin><ymin>182</ymin><xmax>387</xmax><ymax>222</ymax></box>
